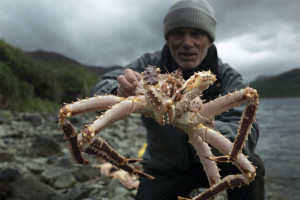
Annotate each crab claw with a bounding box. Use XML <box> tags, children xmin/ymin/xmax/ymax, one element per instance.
<box><xmin>181</xmin><ymin>71</ymin><xmax>216</xmax><ymax>94</ymax></box>
<box><xmin>133</xmin><ymin>169</ymin><xmax>155</xmax><ymax>180</ymax></box>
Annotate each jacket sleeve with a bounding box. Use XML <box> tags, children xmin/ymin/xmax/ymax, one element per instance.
<box><xmin>213</xmin><ymin>60</ymin><xmax>259</xmax><ymax>156</ymax></box>
<box><xmin>90</xmin><ymin>68</ymin><xmax>123</xmax><ymax>96</ymax></box>
<box><xmin>90</xmin><ymin>51</ymin><xmax>161</xmax><ymax>96</ymax></box>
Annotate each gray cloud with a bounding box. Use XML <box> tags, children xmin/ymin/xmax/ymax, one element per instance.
<box><xmin>0</xmin><ymin>0</ymin><xmax>299</xmax><ymax>82</ymax></box>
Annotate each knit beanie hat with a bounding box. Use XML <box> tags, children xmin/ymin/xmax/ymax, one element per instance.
<box><xmin>163</xmin><ymin>0</ymin><xmax>217</xmax><ymax>41</ymax></box>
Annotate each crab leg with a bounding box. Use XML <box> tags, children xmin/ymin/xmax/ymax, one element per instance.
<box><xmin>199</xmin><ymin>87</ymin><xmax>258</xmax><ymax>119</ymax></box>
<box><xmin>80</xmin><ymin>96</ymin><xmax>146</xmax><ymax>135</ymax></box>
<box><xmin>195</xmin><ymin>125</ymin><xmax>256</xmax><ymax>179</ymax></box>
<box><xmin>59</xmin><ymin>120</ymin><xmax>87</xmax><ymax>164</ymax></box>
<box><xmin>179</xmin><ymin>174</ymin><xmax>252</xmax><ymax>200</ymax></box>
<box><xmin>76</xmin><ymin>96</ymin><xmax>154</xmax><ymax>179</ymax></box>
<box><xmin>59</xmin><ymin>95</ymin><xmax>124</xmax><ymax>118</ymax></box>
<box><xmin>187</xmin><ymin>131</ymin><xmax>221</xmax><ymax>186</ymax></box>
<box><xmin>186</xmin><ymin>87</ymin><xmax>259</xmax><ymax>161</ymax></box>
<box><xmin>229</xmin><ymin>91</ymin><xmax>258</xmax><ymax>160</ymax></box>
<box><xmin>79</xmin><ymin>135</ymin><xmax>154</xmax><ymax>179</ymax></box>
<box><xmin>179</xmin><ymin>125</ymin><xmax>256</xmax><ymax>200</ymax></box>
<box><xmin>58</xmin><ymin>95</ymin><xmax>125</xmax><ymax>164</ymax></box>
<box><xmin>200</xmin><ymin>87</ymin><xmax>259</xmax><ymax>161</ymax></box>
<box><xmin>59</xmin><ymin>95</ymin><xmax>154</xmax><ymax>179</ymax></box>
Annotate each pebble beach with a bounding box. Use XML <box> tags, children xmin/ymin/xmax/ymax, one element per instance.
<box><xmin>0</xmin><ymin>110</ymin><xmax>298</xmax><ymax>200</ymax></box>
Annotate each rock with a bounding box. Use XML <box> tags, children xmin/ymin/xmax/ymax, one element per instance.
<box><xmin>20</xmin><ymin>112</ymin><xmax>43</xmax><ymax>126</ymax></box>
<box><xmin>107</xmin><ymin>178</ymin><xmax>123</xmax><ymax>192</ymax></box>
<box><xmin>53</xmin><ymin>171</ymin><xmax>76</xmax><ymax>189</ymax></box>
<box><xmin>47</xmin><ymin>154</ymin><xmax>59</xmax><ymax>164</ymax></box>
<box><xmin>0</xmin><ymin>110</ymin><xmax>14</xmax><ymax>124</ymax></box>
<box><xmin>68</xmin><ymin>185</ymin><xmax>93</xmax><ymax>200</ymax></box>
<box><xmin>268</xmin><ymin>194</ymin><xmax>290</xmax><ymax>200</ymax></box>
<box><xmin>10</xmin><ymin>177</ymin><xmax>66</xmax><ymax>200</ymax></box>
<box><xmin>74</xmin><ymin>165</ymin><xmax>99</xmax><ymax>182</ymax></box>
<box><xmin>0</xmin><ymin>168</ymin><xmax>20</xmax><ymax>184</ymax></box>
<box><xmin>107</xmin><ymin>178</ymin><xmax>133</xmax><ymax>198</ymax></box>
<box><xmin>0</xmin><ymin>125</ymin><xmax>4</xmax><ymax>137</ymax></box>
<box><xmin>25</xmin><ymin>157</ymin><xmax>48</xmax><ymax>174</ymax></box>
<box><xmin>0</xmin><ymin>151</ymin><xmax>15</xmax><ymax>162</ymax></box>
<box><xmin>30</xmin><ymin>135</ymin><xmax>62</xmax><ymax>157</ymax></box>
<box><xmin>54</xmin><ymin>157</ymin><xmax>76</xmax><ymax>168</ymax></box>
<box><xmin>26</xmin><ymin>162</ymin><xmax>45</xmax><ymax>174</ymax></box>
<box><xmin>115</xmin><ymin>186</ymin><xmax>129</xmax><ymax>196</ymax></box>
<box><xmin>0</xmin><ymin>183</ymin><xmax>11</xmax><ymax>200</ymax></box>
<box><xmin>99</xmin><ymin>198</ymin><xmax>110</xmax><ymax>200</ymax></box>
<box><xmin>111</xmin><ymin>193</ymin><xmax>133</xmax><ymax>200</ymax></box>
<box><xmin>41</xmin><ymin>166</ymin><xmax>71</xmax><ymax>183</ymax></box>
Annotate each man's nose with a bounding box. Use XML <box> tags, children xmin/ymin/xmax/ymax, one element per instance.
<box><xmin>182</xmin><ymin>34</ymin><xmax>193</xmax><ymax>48</ymax></box>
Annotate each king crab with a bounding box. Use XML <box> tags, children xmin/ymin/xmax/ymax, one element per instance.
<box><xmin>58</xmin><ymin>65</ymin><xmax>259</xmax><ymax>200</ymax></box>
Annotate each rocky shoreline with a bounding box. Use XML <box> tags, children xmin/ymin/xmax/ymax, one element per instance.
<box><xmin>0</xmin><ymin>110</ymin><xmax>296</xmax><ymax>200</ymax></box>
<box><xmin>0</xmin><ymin>110</ymin><xmax>149</xmax><ymax>200</ymax></box>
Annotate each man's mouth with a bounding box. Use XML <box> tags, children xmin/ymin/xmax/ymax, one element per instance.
<box><xmin>178</xmin><ymin>52</ymin><xmax>197</xmax><ymax>59</ymax></box>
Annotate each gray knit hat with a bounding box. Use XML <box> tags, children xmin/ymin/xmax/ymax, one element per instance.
<box><xmin>163</xmin><ymin>0</ymin><xmax>217</xmax><ymax>41</ymax></box>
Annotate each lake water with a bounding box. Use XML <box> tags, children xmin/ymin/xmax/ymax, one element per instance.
<box><xmin>255</xmin><ymin>97</ymin><xmax>300</xmax><ymax>199</ymax></box>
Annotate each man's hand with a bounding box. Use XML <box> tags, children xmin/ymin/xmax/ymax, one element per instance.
<box><xmin>117</xmin><ymin>69</ymin><xmax>142</xmax><ymax>97</ymax></box>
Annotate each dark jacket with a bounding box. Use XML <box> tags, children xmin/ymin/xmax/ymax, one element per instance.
<box><xmin>91</xmin><ymin>45</ymin><xmax>259</xmax><ymax>171</ymax></box>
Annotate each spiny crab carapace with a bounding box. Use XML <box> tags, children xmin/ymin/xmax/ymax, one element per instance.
<box><xmin>58</xmin><ymin>65</ymin><xmax>259</xmax><ymax>200</ymax></box>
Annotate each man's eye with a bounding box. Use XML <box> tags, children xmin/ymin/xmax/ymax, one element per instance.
<box><xmin>192</xmin><ymin>30</ymin><xmax>205</xmax><ymax>38</ymax></box>
<box><xmin>172</xmin><ymin>31</ymin><xmax>183</xmax><ymax>37</ymax></box>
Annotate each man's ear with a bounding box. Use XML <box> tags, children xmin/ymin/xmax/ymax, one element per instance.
<box><xmin>166</xmin><ymin>39</ymin><xmax>170</xmax><ymax>47</ymax></box>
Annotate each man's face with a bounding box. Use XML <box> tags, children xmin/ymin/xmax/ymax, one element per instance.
<box><xmin>167</xmin><ymin>28</ymin><xmax>212</xmax><ymax>71</ymax></box>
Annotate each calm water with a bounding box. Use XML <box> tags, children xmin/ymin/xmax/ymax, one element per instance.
<box><xmin>255</xmin><ymin>97</ymin><xmax>300</xmax><ymax>198</ymax></box>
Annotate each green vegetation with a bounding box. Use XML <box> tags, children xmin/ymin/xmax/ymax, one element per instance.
<box><xmin>0</xmin><ymin>39</ymin><xmax>98</xmax><ymax>112</ymax></box>
<box><xmin>250</xmin><ymin>68</ymin><xmax>300</xmax><ymax>98</ymax></box>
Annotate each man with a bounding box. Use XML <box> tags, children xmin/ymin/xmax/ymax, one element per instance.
<box><xmin>91</xmin><ymin>0</ymin><xmax>265</xmax><ymax>199</ymax></box>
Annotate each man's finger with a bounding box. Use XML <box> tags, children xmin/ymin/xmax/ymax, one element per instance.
<box><xmin>117</xmin><ymin>76</ymin><xmax>135</xmax><ymax>94</ymax></box>
<box><xmin>133</xmin><ymin>71</ymin><xmax>142</xmax><ymax>81</ymax></box>
<box><xmin>117</xmin><ymin>85</ymin><xmax>133</xmax><ymax>97</ymax></box>
<box><xmin>123</xmin><ymin>69</ymin><xmax>140</xmax><ymax>85</ymax></box>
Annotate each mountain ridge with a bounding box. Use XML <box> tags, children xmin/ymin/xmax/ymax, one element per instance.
<box><xmin>17</xmin><ymin>47</ymin><xmax>300</xmax><ymax>99</ymax></box>
<box><xmin>250</xmin><ymin>68</ymin><xmax>300</xmax><ymax>97</ymax></box>
<box><xmin>25</xmin><ymin>50</ymin><xmax>123</xmax><ymax>75</ymax></box>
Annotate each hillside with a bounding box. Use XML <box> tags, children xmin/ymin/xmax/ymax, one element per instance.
<box><xmin>26</xmin><ymin>50</ymin><xmax>82</xmax><ymax>65</ymax></box>
<box><xmin>26</xmin><ymin>50</ymin><xmax>123</xmax><ymax>76</ymax></box>
<box><xmin>250</xmin><ymin>68</ymin><xmax>300</xmax><ymax>98</ymax></box>
<box><xmin>0</xmin><ymin>39</ymin><xmax>98</xmax><ymax>112</ymax></box>
<box><xmin>27</xmin><ymin>50</ymin><xmax>300</xmax><ymax>98</ymax></box>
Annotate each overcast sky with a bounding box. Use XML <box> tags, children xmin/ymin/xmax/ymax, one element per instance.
<box><xmin>1</xmin><ymin>0</ymin><xmax>299</xmax><ymax>82</ymax></box>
